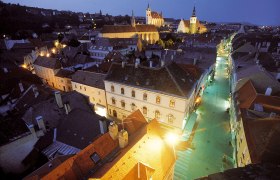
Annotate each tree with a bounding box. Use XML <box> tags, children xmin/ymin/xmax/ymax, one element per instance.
<box><xmin>157</xmin><ymin>39</ymin><xmax>165</xmax><ymax>49</ymax></box>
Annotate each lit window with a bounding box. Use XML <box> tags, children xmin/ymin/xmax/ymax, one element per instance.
<box><xmin>111</xmin><ymin>85</ymin><xmax>114</xmax><ymax>92</ymax></box>
<box><xmin>121</xmin><ymin>100</ymin><xmax>125</xmax><ymax>108</ymax></box>
<box><xmin>132</xmin><ymin>90</ymin><xmax>135</xmax><ymax>98</ymax></box>
<box><xmin>131</xmin><ymin>103</ymin><xmax>136</xmax><ymax>111</ymax></box>
<box><xmin>143</xmin><ymin>106</ymin><xmax>147</xmax><ymax>115</ymax></box>
<box><xmin>143</xmin><ymin>93</ymin><xmax>147</xmax><ymax>101</ymax></box>
<box><xmin>112</xmin><ymin>98</ymin><xmax>116</xmax><ymax>105</ymax></box>
<box><xmin>121</xmin><ymin>88</ymin><xmax>125</xmax><ymax>95</ymax></box>
<box><xmin>169</xmin><ymin>99</ymin><xmax>175</xmax><ymax>108</ymax></box>
<box><xmin>168</xmin><ymin>114</ymin><xmax>175</xmax><ymax>124</ymax></box>
<box><xmin>156</xmin><ymin>96</ymin><xmax>161</xmax><ymax>104</ymax></box>
<box><xmin>155</xmin><ymin>110</ymin><xmax>160</xmax><ymax>119</ymax></box>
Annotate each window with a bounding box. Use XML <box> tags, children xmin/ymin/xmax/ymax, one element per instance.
<box><xmin>143</xmin><ymin>106</ymin><xmax>147</xmax><ymax>115</ymax></box>
<box><xmin>75</xmin><ymin>84</ymin><xmax>77</xmax><ymax>88</ymax></box>
<box><xmin>156</xmin><ymin>96</ymin><xmax>161</xmax><ymax>104</ymax></box>
<box><xmin>112</xmin><ymin>98</ymin><xmax>116</xmax><ymax>105</ymax></box>
<box><xmin>84</xmin><ymin>87</ymin><xmax>86</xmax><ymax>91</ymax></box>
<box><xmin>155</xmin><ymin>110</ymin><xmax>160</xmax><ymax>119</ymax></box>
<box><xmin>80</xmin><ymin>86</ymin><xmax>82</xmax><ymax>90</ymax></box>
<box><xmin>92</xmin><ymin>97</ymin><xmax>95</xmax><ymax>101</ymax></box>
<box><xmin>98</xmin><ymin>91</ymin><xmax>101</xmax><ymax>95</ymax></box>
<box><xmin>121</xmin><ymin>100</ymin><xmax>125</xmax><ymax>108</ymax></box>
<box><xmin>143</xmin><ymin>93</ymin><xmax>147</xmax><ymax>101</ymax></box>
<box><xmin>131</xmin><ymin>103</ymin><xmax>136</xmax><ymax>111</ymax></box>
<box><xmin>168</xmin><ymin>114</ymin><xmax>175</xmax><ymax>124</ymax></box>
<box><xmin>169</xmin><ymin>99</ymin><xmax>175</xmax><ymax>108</ymax></box>
<box><xmin>109</xmin><ymin>109</ymin><xmax>111</xmax><ymax>115</ymax></box>
<box><xmin>111</xmin><ymin>85</ymin><xmax>114</xmax><ymax>92</ymax></box>
<box><xmin>132</xmin><ymin>90</ymin><xmax>135</xmax><ymax>98</ymax></box>
<box><xmin>90</xmin><ymin>152</ymin><xmax>101</xmax><ymax>164</ymax></box>
<box><xmin>121</xmin><ymin>88</ymin><xmax>125</xmax><ymax>95</ymax></box>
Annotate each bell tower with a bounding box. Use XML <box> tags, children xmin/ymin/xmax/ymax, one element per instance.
<box><xmin>190</xmin><ymin>6</ymin><xmax>197</xmax><ymax>34</ymax></box>
<box><xmin>146</xmin><ymin>3</ymin><xmax>151</xmax><ymax>25</ymax></box>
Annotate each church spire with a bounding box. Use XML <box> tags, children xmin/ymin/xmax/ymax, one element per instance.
<box><xmin>147</xmin><ymin>3</ymin><xmax>151</xmax><ymax>11</ymax></box>
<box><xmin>131</xmin><ymin>10</ymin><xmax>136</xmax><ymax>27</ymax></box>
<box><xmin>192</xmin><ymin>5</ymin><xmax>196</xmax><ymax>16</ymax></box>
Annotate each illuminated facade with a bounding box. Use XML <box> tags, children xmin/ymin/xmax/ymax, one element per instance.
<box><xmin>146</xmin><ymin>3</ymin><xmax>164</xmax><ymax>27</ymax></box>
<box><xmin>99</xmin><ymin>11</ymin><xmax>159</xmax><ymax>44</ymax></box>
<box><xmin>104</xmin><ymin>62</ymin><xmax>199</xmax><ymax>132</ymax></box>
<box><xmin>177</xmin><ymin>6</ymin><xmax>207</xmax><ymax>34</ymax></box>
<box><xmin>71</xmin><ymin>70</ymin><xmax>107</xmax><ymax>117</ymax></box>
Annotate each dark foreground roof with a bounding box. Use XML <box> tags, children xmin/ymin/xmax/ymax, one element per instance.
<box><xmin>71</xmin><ymin>70</ymin><xmax>106</xmax><ymax>89</ymax></box>
<box><xmin>105</xmin><ymin>62</ymin><xmax>200</xmax><ymax>97</ymax></box>
<box><xmin>34</xmin><ymin>56</ymin><xmax>61</xmax><ymax>69</ymax></box>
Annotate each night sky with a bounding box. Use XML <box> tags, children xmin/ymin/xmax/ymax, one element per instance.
<box><xmin>4</xmin><ymin>0</ymin><xmax>280</xmax><ymax>26</ymax></box>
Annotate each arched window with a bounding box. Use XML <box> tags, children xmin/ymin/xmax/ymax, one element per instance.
<box><xmin>143</xmin><ymin>93</ymin><xmax>147</xmax><ymax>101</ymax></box>
<box><xmin>156</xmin><ymin>96</ymin><xmax>161</xmax><ymax>104</ymax></box>
<box><xmin>131</xmin><ymin>103</ymin><xmax>136</xmax><ymax>111</ymax></box>
<box><xmin>112</xmin><ymin>98</ymin><xmax>116</xmax><ymax>105</ymax></box>
<box><xmin>121</xmin><ymin>100</ymin><xmax>125</xmax><ymax>108</ymax></box>
<box><xmin>111</xmin><ymin>85</ymin><xmax>114</xmax><ymax>92</ymax></box>
<box><xmin>155</xmin><ymin>110</ymin><xmax>160</xmax><ymax>119</ymax></box>
<box><xmin>121</xmin><ymin>88</ymin><xmax>125</xmax><ymax>95</ymax></box>
<box><xmin>168</xmin><ymin>114</ymin><xmax>175</xmax><ymax>124</ymax></box>
<box><xmin>132</xmin><ymin>90</ymin><xmax>135</xmax><ymax>98</ymax></box>
<box><xmin>143</xmin><ymin>106</ymin><xmax>147</xmax><ymax>115</ymax></box>
<box><xmin>169</xmin><ymin>99</ymin><xmax>175</xmax><ymax>108</ymax></box>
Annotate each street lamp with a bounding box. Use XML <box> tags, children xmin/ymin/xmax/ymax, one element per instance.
<box><xmin>165</xmin><ymin>132</ymin><xmax>179</xmax><ymax>158</ymax></box>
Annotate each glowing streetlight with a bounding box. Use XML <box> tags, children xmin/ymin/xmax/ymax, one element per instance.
<box><xmin>165</xmin><ymin>132</ymin><xmax>179</xmax><ymax>159</ymax></box>
<box><xmin>51</xmin><ymin>48</ymin><xmax>56</xmax><ymax>54</ymax></box>
<box><xmin>62</xmin><ymin>44</ymin><xmax>67</xmax><ymax>48</ymax></box>
<box><xmin>40</xmin><ymin>52</ymin><xmax>45</xmax><ymax>56</ymax></box>
<box><xmin>46</xmin><ymin>53</ymin><xmax>50</xmax><ymax>57</ymax></box>
<box><xmin>54</xmin><ymin>41</ymin><xmax>59</xmax><ymax>47</ymax></box>
<box><xmin>21</xmin><ymin>64</ymin><xmax>27</xmax><ymax>69</ymax></box>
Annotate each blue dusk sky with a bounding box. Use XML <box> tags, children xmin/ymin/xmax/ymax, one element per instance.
<box><xmin>3</xmin><ymin>0</ymin><xmax>280</xmax><ymax>26</ymax></box>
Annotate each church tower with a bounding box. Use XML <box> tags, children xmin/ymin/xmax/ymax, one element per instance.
<box><xmin>131</xmin><ymin>10</ymin><xmax>136</xmax><ymax>27</ymax></box>
<box><xmin>190</xmin><ymin>6</ymin><xmax>197</xmax><ymax>34</ymax></box>
<box><xmin>146</xmin><ymin>3</ymin><xmax>151</xmax><ymax>25</ymax></box>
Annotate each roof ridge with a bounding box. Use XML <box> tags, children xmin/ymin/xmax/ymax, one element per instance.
<box><xmin>165</xmin><ymin>64</ymin><xmax>185</xmax><ymax>97</ymax></box>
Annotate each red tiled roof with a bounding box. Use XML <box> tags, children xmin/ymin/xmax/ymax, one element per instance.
<box><xmin>151</xmin><ymin>11</ymin><xmax>162</xmax><ymax>19</ymax></box>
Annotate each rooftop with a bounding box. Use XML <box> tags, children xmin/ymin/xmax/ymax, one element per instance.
<box><xmin>105</xmin><ymin>62</ymin><xmax>200</xmax><ymax>98</ymax></box>
<box><xmin>33</xmin><ymin>56</ymin><xmax>61</xmax><ymax>69</ymax></box>
<box><xmin>71</xmin><ymin>70</ymin><xmax>106</xmax><ymax>89</ymax></box>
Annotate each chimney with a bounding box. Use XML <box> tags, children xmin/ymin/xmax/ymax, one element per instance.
<box><xmin>28</xmin><ymin>124</ymin><xmax>36</xmax><ymax>137</ymax></box>
<box><xmin>161</xmin><ymin>59</ymin><xmax>165</xmax><ymax>67</ymax></box>
<box><xmin>122</xmin><ymin>61</ymin><xmax>126</xmax><ymax>68</ymax></box>
<box><xmin>19</xmin><ymin>82</ymin><xmax>24</xmax><ymax>93</ymax></box>
<box><xmin>265</xmin><ymin>87</ymin><xmax>272</xmax><ymax>96</ymax></box>
<box><xmin>54</xmin><ymin>91</ymin><xmax>63</xmax><ymax>108</ymax></box>
<box><xmin>99</xmin><ymin>118</ymin><xmax>108</xmax><ymax>134</ymax></box>
<box><xmin>149</xmin><ymin>61</ymin><xmax>153</xmax><ymax>68</ymax></box>
<box><xmin>36</xmin><ymin>116</ymin><xmax>46</xmax><ymax>133</ymax></box>
<box><xmin>118</xmin><ymin>129</ymin><xmax>128</xmax><ymax>148</ymax></box>
<box><xmin>109</xmin><ymin>122</ymin><xmax>118</xmax><ymax>140</ymax></box>
<box><xmin>32</xmin><ymin>86</ymin><xmax>39</xmax><ymax>98</ymax></box>
<box><xmin>193</xmin><ymin>58</ymin><xmax>197</xmax><ymax>65</ymax></box>
<box><xmin>64</xmin><ymin>102</ymin><xmax>71</xmax><ymax>114</ymax></box>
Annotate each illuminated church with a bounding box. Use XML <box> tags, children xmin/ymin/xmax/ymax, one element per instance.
<box><xmin>177</xmin><ymin>6</ymin><xmax>207</xmax><ymax>34</ymax></box>
<box><xmin>146</xmin><ymin>3</ymin><xmax>164</xmax><ymax>27</ymax></box>
<box><xmin>99</xmin><ymin>11</ymin><xmax>159</xmax><ymax>44</ymax></box>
